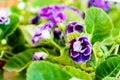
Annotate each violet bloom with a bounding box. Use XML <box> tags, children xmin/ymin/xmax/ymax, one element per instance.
<box><xmin>40</xmin><ymin>5</ymin><xmax>81</xmax><ymax>25</ymax></box>
<box><xmin>30</xmin><ymin>16</ymin><xmax>40</xmax><ymax>24</ymax></box>
<box><xmin>69</xmin><ymin>36</ymin><xmax>91</xmax><ymax>63</ymax></box>
<box><xmin>0</xmin><ymin>16</ymin><xmax>10</xmax><ymax>25</ymax></box>
<box><xmin>40</xmin><ymin>5</ymin><xmax>67</xmax><ymax>25</ymax></box>
<box><xmin>40</xmin><ymin>5</ymin><xmax>65</xmax><ymax>19</ymax></box>
<box><xmin>33</xmin><ymin>52</ymin><xmax>48</xmax><ymax>61</ymax></box>
<box><xmin>66</xmin><ymin>22</ymin><xmax>83</xmax><ymax>34</ymax></box>
<box><xmin>88</xmin><ymin>0</ymin><xmax>111</xmax><ymax>11</ymax></box>
<box><xmin>51</xmin><ymin>12</ymin><xmax>67</xmax><ymax>25</ymax></box>
<box><xmin>32</xmin><ymin>22</ymin><xmax>53</xmax><ymax>44</ymax></box>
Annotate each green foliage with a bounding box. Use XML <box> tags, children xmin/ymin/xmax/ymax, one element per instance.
<box><xmin>108</xmin><ymin>7</ymin><xmax>120</xmax><ymax>29</ymax></box>
<box><xmin>10</xmin><ymin>6</ymin><xmax>21</xmax><ymax>15</ymax></box>
<box><xmin>0</xmin><ymin>69</ymin><xmax>3</xmax><ymax>80</ymax></box>
<box><xmin>7</xmin><ymin>28</ymin><xmax>27</xmax><ymax>53</ymax></box>
<box><xmin>19</xmin><ymin>25</ymin><xmax>35</xmax><ymax>46</ymax></box>
<box><xmin>63</xmin><ymin>66</ymin><xmax>92</xmax><ymax>80</ymax></box>
<box><xmin>103</xmin><ymin>77</ymin><xmax>120</xmax><ymax>80</ymax></box>
<box><xmin>85</xmin><ymin>7</ymin><xmax>113</xmax><ymax>44</ymax></box>
<box><xmin>26</xmin><ymin>61</ymin><xmax>72</xmax><ymax>80</ymax></box>
<box><xmin>95</xmin><ymin>57</ymin><xmax>120</xmax><ymax>79</ymax></box>
<box><xmin>7</xmin><ymin>28</ymin><xmax>25</xmax><ymax>46</ymax></box>
<box><xmin>32</xmin><ymin>0</ymin><xmax>61</xmax><ymax>7</ymax></box>
<box><xmin>13</xmin><ymin>70</ymin><xmax>26</xmax><ymax>80</ymax></box>
<box><xmin>3</xmin><ymin>49</ymin><xmax>41</xmax><ymax>72</ymax></box>
<box><xmin>63</xmin><ymin>9</ymin><xmax>82</xmax><ymax>23</ymax></box>
<box><xmin>0</xmin><ymin>14</ymin><xmax>19</xmax><ymax>40</ymax></box>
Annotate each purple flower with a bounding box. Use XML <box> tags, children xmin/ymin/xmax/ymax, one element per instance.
<box><xmin>40</xmin><ymin>5</ymin><xmax>81</xmax><ymax>25</ymax></box>
<box><xmin>88</xmin><ymin>0</ymin><xmax>111</xmax><ymax>11</ymax></box>
<box><xmin>30</xmin><ymin>16</ymin><xmax>40</xmax><ymax>24</ymax></box>
<box><xmin>40</xmin><ymin>5</ymin><xmax>67</xmax><ymax>25</ymax></box>
<box><xmin>51</xmin><ymin>12</ymin><xmax>67</xmax><ymax>25</ymax></box>
<box><xmin>66</xmin><ymin>22</ymin><xmax>83</xmax><ymax>34</ymax></box>
<box><xmin>0</xmin><ymin>16</ymin><xmax>10</xmax><ymax>25</ymax></box>
<box><xmin>33</xmin><ymin>52</ymin><xmax>48</xmax><ymax>61</ymax></box>
<box><xmin>32</xmin><ymin>22</ymin><xmax>53</xmax><ymax>44</ymax></box>
<box><xmin>40</xmin><ymin>5</ymin><xmax>65</xmax><ymax>19</ymax></box>
<box><xmin>69</xmin><ymin>36</ymin><xmax>91</xmax><ymax>63</ymax></box>
<box><xmin>40</xmin><ymin>6</ymin><xmax>53</xmax><ymax>19</ymax></box>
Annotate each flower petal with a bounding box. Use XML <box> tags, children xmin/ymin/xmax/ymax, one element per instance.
<box><xmin>72</xmin><ymin>54</ymin><xmax>82</xmax><ymax>63</ymax></box>
<box><xmin>70</xmin><ymin>49</ymin><xmax>80</xmax><ymax>58</ymax></box>
<box><xmin>84</xmin><ymin>45</ymin><xmax>91</xmax><ymax>56</ymax></box>
<box><xmin>32</xmin><ymin>33</ymin><xmax>41</xmax><ymax>44</ymax></box>
<box><xmin>69</xmin><ymin>39</ymin><xmax>76</xmax><ymax>45</ymax></box>
<box><xmin>81</xmin><ymin>54</ymin><xmax>91</xmax><ymax>63</ymax></box>
<box><xmin>74</xmin><ymin>25</ymin><xmax>83</xmax><ymax>33</ymax></box>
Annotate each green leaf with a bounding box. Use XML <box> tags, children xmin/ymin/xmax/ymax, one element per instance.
<box><xmin>3</xmin><ymin>49</ymin><xmax>41</xmax><ymax>72</ymax></box>
<box><xmin>95</xmin><ymin>57</ymin><xmax>120</xmax><ymax>79</ymax></box>
<box><xmin>19</xmin><ymin>25</ymin><xmax>35</xmax><ymax>46</ymax></box>
<box><xmin>0</xmin><ymin>69</ymin><xmax>3</xmax><ymax>80</ymax></box>
<box><xmin>108</xmin><ymin>6</ymin><xmax>120</xmax><ymax>29</ymax></box>
<box><xmin>7</xmin><ymin>28</ymin><xmax>27</xmax><ymax>53</ymax></box>
<box><xmin>0</xmin><ymin>14</ymin><xmax>19</xmax><ymax>40</ymax></box>
<box><xmin>63</xmin><ymin>9</ymin><xmax>82</xmax><ymax>23</ymax></box>
<box><xmin>63</xmin><ymin>66</ymin><xmax>92</xmax><ymax>80</ymax></box>
<box><xmin>7</xmin><ymin>28</ymin><xmax>25</xmax><ymax>46</ymax></box>
<box><xmin>13</xmin><ymin>73</ymin><xmax>26</xmax><ymax>80</ymax></box>
<box><xmin>85</xmin><ymin>7</ymin><xmax>113</xmax><ymax>44</ymax></box>
<box><xmin>13</xmin><ymin>71</ymin><xmax>26</xmax><ymax>80</ymax></box>
<box><xmin>10</xmin><ymin>6</ymin><xmax>21</xmax><ymax>15</ymax></box>
<box><xmin>103</xmin><ymin>77</ymin><xmax>120</xmax><ymax>80</ymax></box>
<box><xmin>26</xmin><ymin>61</ymin><xmax>72</xmax><ymax>80</ymax></box>
<box><xmin>32</xmin><ymin>0</ymin><xmax>61</xmax><ymax>7</ymax></box>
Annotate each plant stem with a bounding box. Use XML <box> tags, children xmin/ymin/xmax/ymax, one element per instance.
<box><xmin>50</xmin><ymin>40</ymin><xmax>61</xmax><ymax>50</ymax></box>
<box><xmin>114</xmin><ymin>44</ymin><xmax>119</xmax><ymax>54</ymax></box>
<box><xmin>106</xmin><ymin>43</ymin><xmax>116</xmax><ymax>57</ymax></box>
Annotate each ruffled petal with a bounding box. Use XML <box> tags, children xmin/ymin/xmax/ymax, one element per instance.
<box><xmin>81</xmin><ymin>54</ymin><xmax>91</xmax><ymax>63</ymax></box>
<box><xmin>84</xmin><ymin>45</ymin><xmax>91</xmax><ymax>56</ymax></box>
<box><xmin>70</xmin><ymin>49</ymin><xmax>80</xmax><ymax>58</ymax></box>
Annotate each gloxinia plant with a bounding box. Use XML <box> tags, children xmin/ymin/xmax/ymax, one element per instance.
<box><xmin>0</xmin><ymin>0</ymin><xmax>120</xmax><ymax>80</ymax></box>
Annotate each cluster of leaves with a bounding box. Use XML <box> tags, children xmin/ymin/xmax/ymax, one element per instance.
<box><xmin>0</xmin><ymin>0</ymin><xmax>120</xmax><ymax>80</ymax></box>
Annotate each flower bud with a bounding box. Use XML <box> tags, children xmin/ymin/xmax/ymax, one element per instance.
<box><xmin>33</xmin><ymin>52</ymin><xmax>48</xmax><ymax>61</ymax></box>
<box><xmin>96</xmin><ymin>51</ymin><xmax>103</xmax><ymax>58</ymax></box>
<box><xmin>30</xmin><ymin>16</ymin><xmax>40</xmax><ymax>24</ymax></box>
<box><xmin>54</xmin><ymin>28</ymin><xmax>61</xmax><ymax>39</ymax></box>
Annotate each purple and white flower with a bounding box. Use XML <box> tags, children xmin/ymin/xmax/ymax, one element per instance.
<box><xmin>51</xmin><ymin>12</ymin><xmax>67</xmax><ymax>25</ymax></box>
<box><xmin>66</xmin><ymin>22</ymin><xmax>83</xmax><ymax>34</ymax></box>
<box><xmin>40</xmin><ymin>5</ymin><xmax>67</xmax><ymax>25</ymax></box>
<box><xmin>69</xmin><ymin>36</ymin><xmax>91</xmax><ymax>63</ymax></box>
<box><xmin>40</xmin><ymin>5</ymin><xmax>65</xmax><ymax>19</ymax></box>
<box><xmin>88</xmin><ymin>0</ymin><xmax>111</xmax><ymax>11</ymax></box>
<box><xmin>33</xmin><ymin>52</ymin><xmax>48</xmax><ymax>61</ymax></box>
<box><xmin>39</xmin><ymin>5</ymin><xmax>81</xmax><ymax>25</ymax></box>
<box><xmin>0</xmin><ymin>8</ymin><xmax>10</xmax><ymax>25</ymax></box>
<box><xmin>32</xmin><ymin>22</ymin><xmax>53</xmax><ymax>44</ymax></box>
<box><xmin>0</xmin><ymin>16</ymin><xmax>10</xmax><ymax>25</ymax></box>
